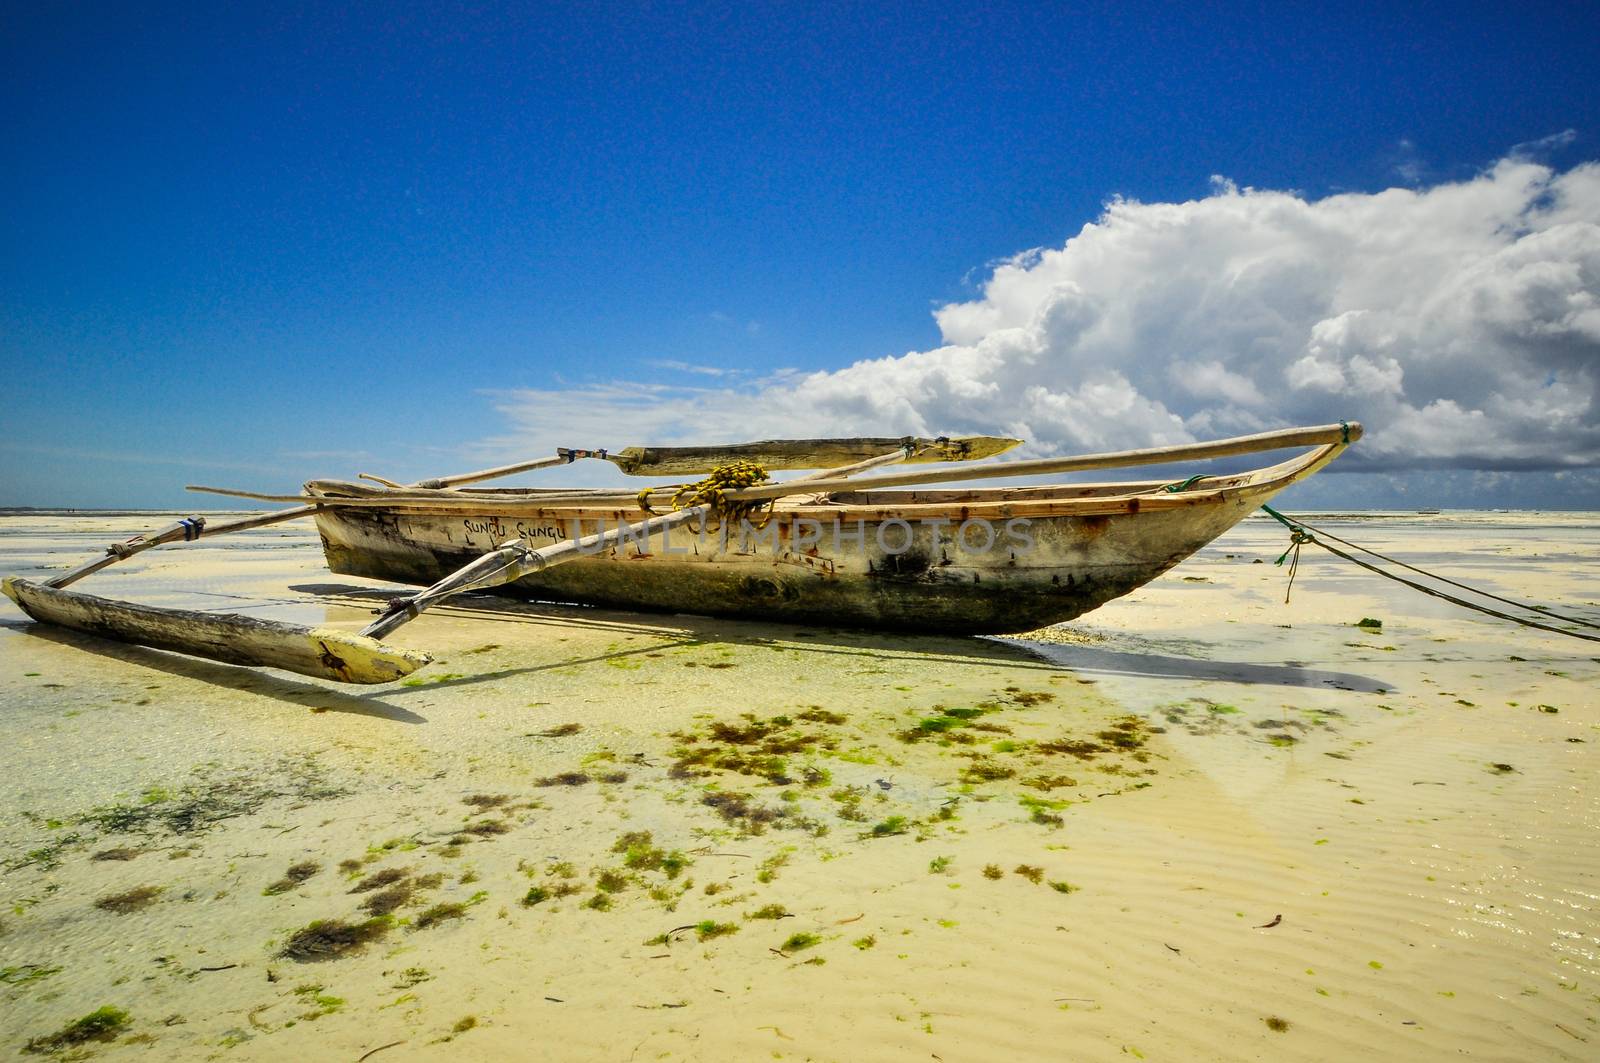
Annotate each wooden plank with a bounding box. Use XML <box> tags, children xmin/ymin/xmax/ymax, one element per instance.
<box><xmin>3</xmin><ymin>577</ymin><xmax>429</xmax><ymax>684</ymax></box>
<box><xmin>606</xmin><ymin>435</ymin><xmax>1022</xmax><ymax>474</ymax></box>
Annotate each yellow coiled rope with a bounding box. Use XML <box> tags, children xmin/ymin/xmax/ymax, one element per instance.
<box><xmin>637</xmin><ymin>460</ymin><xmax>775</xmax><ymax>531</ymax></box>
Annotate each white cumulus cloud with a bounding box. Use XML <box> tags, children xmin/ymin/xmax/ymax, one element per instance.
<box><xmin>490</xmin><ymin>155</ymin><xmax>1600</xmax><ymax>480</ymax></box>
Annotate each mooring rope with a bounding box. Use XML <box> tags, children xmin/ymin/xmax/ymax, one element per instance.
<box><xmin>1259</xmin><ymin>504</ymin><xmax>1600</xmax><ymax>643</ymax></box>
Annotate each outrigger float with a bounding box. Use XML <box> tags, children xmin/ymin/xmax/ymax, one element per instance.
<box><xmin>3</xmin><ymin>422</ymin><xmax>1361</xmax><ymax>684</ymax></box>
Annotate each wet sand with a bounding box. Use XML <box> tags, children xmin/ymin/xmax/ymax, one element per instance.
<box><xmin>1</xmin><ymin>511</ymin><xmax>1596</xmax><ymax>1060</ymax></box>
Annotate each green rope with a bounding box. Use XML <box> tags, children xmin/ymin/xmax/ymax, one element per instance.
<box><xmin>1163</xmin><ymin>474</ymin><xmax>1206</xmax><ymax>493</ymax></box>
<box><xmin>1258</xmin><ymin>504</ymin><xmax>1600</xmax><ymax>643</ymax></box>
<box><xmin>1259</xmin><ymin>502</ymin><xmax>1299</xmax><ymax>531</ymax></box>
<box><xmin>1339</xmin><ymin>420</ymin><xmax>1350</xmax><ymax>444</ymax></box>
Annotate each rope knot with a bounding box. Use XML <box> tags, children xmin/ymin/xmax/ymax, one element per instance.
<box><xmin>643</xmin><ymin>459</ymin><xmax>776</xmax><ymax>531</ymax></box>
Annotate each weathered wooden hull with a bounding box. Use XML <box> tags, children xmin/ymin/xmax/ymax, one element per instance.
<box><xmin>310</xmin><ymin>444</ymin><xmax>1337</xmax><ymax>635</ymax></box>
<box><xmin>316</xmin><ymin>505</ymin><xmax>1257</xmax><ymax>634</ymax></box>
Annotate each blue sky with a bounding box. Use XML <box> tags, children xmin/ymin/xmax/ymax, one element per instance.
<box><xmin>3</xmin><ymin>2</ymin><xmax>1598</xmax><ymax>508</ymax></box>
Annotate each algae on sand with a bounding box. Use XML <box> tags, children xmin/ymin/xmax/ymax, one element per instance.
<box><xmin>23</xmin><ymin>1005</ymin><xmax>132</xmax><ymax>1053</ymax></box>
<box><xmin>278</xmin><ymin>918</ymin><xmax>390</xmax><ymax>961</ymax></box>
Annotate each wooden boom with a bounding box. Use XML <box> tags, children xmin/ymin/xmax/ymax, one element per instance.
<box><xmin>600</xmin><ymin>435</ymin><xmax>1021</xmax><ymax>475</ymax></box>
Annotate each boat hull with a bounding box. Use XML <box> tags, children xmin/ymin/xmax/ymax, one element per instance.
<box><xmin>313</xmin><ymin>492</ymin><xmax>1279</xmax><ymax>635</ymax></box>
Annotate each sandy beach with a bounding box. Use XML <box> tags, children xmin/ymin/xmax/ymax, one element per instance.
<box><xmin>1</xmin><ymin>510</ymin><xmax>1596</xmax><ymax>1061</ymax></box>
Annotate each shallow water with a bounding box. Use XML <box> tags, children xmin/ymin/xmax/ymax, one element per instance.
<box><xmin>1</xmin><ymin>512</ymin><xmax>1596</xmax><ymax>1060</ymax></box>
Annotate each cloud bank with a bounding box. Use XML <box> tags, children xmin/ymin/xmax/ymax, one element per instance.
<box><xmin>493</xmin><ymin>155</ymin><xmax>1600</xmax><ymax>481</ymax></box>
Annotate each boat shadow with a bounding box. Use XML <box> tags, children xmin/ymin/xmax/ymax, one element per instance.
<box><xmin>293</xmin><ymin>583</ymin><xmax>1389</xmax><ymax>694</ymax></box>
<box><xmin>4</xmin><ymin>621</ymin><xmax>426</xmax><ymax>724</ymax></box>
<box><xmin>1001</xmin><ymin>640</ymin><xmax>1389</xmax><ymax>692</ymax></box>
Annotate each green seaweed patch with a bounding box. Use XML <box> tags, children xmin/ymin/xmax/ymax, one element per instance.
<box><xmin>360</xmin><ymin>881</ymin><xmax>421</xmax><ymax>917</ymax></box>
<box><xmin>265</xmin><ymin>861</ymin><xmax>322</xmax><ymax>896</ymax></box>
<box><xmin>75</xmin><ymin>761</ymin><xmax>344</xmax><ymax>841</ymax></box>
<box><xmin>94</xmin><ymin>885</ymin><xmax>163</xmax><ymax>914</ymax></box>
<box><xmin>1355</xmin><ymin>618</ymin><xmax>1383</xmax><ymax>630</ymax></box>
<box><xmin>1014</xmin><ymin>864</ymin><xmax>1045</xmax><ymax>884</ymax></box>
<box><xmin>414</xmin><ymin>892</ymin><xmax>487</xmax><ymax>930</ymax></box>
<box><xmin>957</xmin><ymin>755</ymin><xmax>1015</xmax><ymax>784</ymax></box>
<box><xmin>350</xmin><ymin>867</ymin><xmax>410</xmax><ymax>893</ymax></box>
<box><xmin>529</xmin><ymin>722</ymin><xmax>583</xmax><ymax>738</ymax></box>
<box><xmin>24</xmin><ymin>1005</ymin><xmax>132</xmax><ymax>1053</ymax></box>
<box><xmin>1</xmin><ymin>964</ymin><xmax>63</xmax><ymax>986</ymax></box>
<box><xmin>896</xmin><ymin>703</ymin><xmax>1002</xmax><ymax>744</ymax></box>
<box><xmin>756</xmin><ymin>850</ymin><xmax>792</xmax><ymax>883</ymax></box>
<box><xmin>582</xmin><ymin>893</ymin><xmax>612</xmax><ymax>912</ymax></box>
<box><xmin>535</xmin><ymin>770</ymin><xmax>629</xmax><ymax>786</ymax></box>
<box><xmin>671</xmin><ymin>712</ymin><xmax>838</xmax><ymax>784</ymax></box>
<box><xmin>5</xmin><ymin>833</ymin><xmax>85</xmax><ymax>873</ymax></box>
<box><xmin>1020</xmin><ymin>795</ymin><xmax>1069</xmax><ymax>828</ymax></box>
<box><xmin>1264</xmin><ymin>1016</ymin><xmax>1291</xmax><ymax>1032</ymax></box>
<box><xmin>829</xmin><ymin>786</ymin><xmax>868</xmax><ymax>822</ymax></box>
<box><xmin>293</xmin><ymin>983</ymin><xmax>346</xmax><ymax>1020</ymax></box>
<box><xmin>1035</xmin><ymin>716</ymin><xmax>1151</xmax><ymax>761</ymax></box>
<box><xmin>982</xmin><ymin>864</ymin><xmax>1005</xmax><ymax>880</ymax></box>
<box><xmin>1048</xmin><ymin>880</ymin><xmax>1078</xmax><ymax>894</ymax></box>
<box><xmin>612</xmin><ymin>831</ymin><xmax>691</xmax><ymax>878</ymax></box>
<box><xmin>853</xmin><ymin>935</ymin><xmax>876</xmax><ymax>950</ymax></box>
<box><xmin>697</xmin><ymin>920</ymin><xmax>738</xmax><ymax>941</ymax></box>
<box><xmin>780</xmin><ymin>931</ymin><xmax>821</xmax><ymax>953</ymax></box>
<box><xmin>1022</xmin><ymin>773</ymin><xmax>1078</xmax><ymax>792</ymax></box>
<box><xmin>278</xmin><ymin>918</ymin><xmax>391</xmax><ymax>961</ymax></box>
<box><xmin>796</xmin><ymin>707</ymin><xmax>848</xmax><ymax>725</ymax></box>
<box><xmin>462</xmin><ymin>794</ymin><xmax>511</xmax><ymax>809</ymax></box>
<box><xmin>866</xmin><ymin>816</ymin><xmax>910</xmax><ymax>838</ymax></box>
<box><xmin>1488</xmin><ymin>762</ymin><xmax>1517</xmax><ymax>774</ymax></box>
<box><xmin>90</xmin><ymin>847</ymin><xmax>142</xmax><ymax>862</ymax></box>
<box><xmin>702</xmin><ymin>790</ymin><xmax>789</xmax><ymax>832</ymax></box>
<box><xmin>747</xmin><ymin>904</ymin><xmax>792</xmax><ymax>920</ymax></box>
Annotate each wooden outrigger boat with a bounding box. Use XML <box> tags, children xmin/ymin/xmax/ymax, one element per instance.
<box><xmin>3</xmin><ymin>422</ymin><xmax>1361</xmax><ymax>685</ymax></box>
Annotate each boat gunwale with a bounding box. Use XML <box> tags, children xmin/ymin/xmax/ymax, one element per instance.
<box><xmin>306</xmin><ymin>442</ymin><xmax>1346</xmax><ymax>523</ymax></box>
